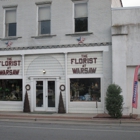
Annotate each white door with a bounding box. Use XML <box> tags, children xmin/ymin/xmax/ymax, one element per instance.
<box><xmin>34</xmin><ymin>79</ymin><xmax>56</xmax><ymax>112</ymax></box>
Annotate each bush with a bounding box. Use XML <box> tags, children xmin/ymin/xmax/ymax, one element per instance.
<box><xmin>105</xmin><ymin>84</ymin><xmax>123</xmax><ymax>118</ymax></box>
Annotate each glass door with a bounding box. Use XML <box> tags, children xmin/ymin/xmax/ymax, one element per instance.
<box><xmin>34</xmin><ymin>79</ymin><xmax>56</xmax><ymax>111</ymax></box>
<box><xmin>35</xmin><ymin>80</ymin><xmax>45</xmax><ymax>111</ymax></box>
<box><xmin>48</xmin><ymin>80</ymin><xmax>55</xmax><ymax>108</ymax></box>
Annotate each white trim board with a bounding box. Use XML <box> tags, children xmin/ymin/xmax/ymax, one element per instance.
<box><xmin>0</xmin><ymin>46</ymin><xmax>109</xmax><ymax>56</ymax></box>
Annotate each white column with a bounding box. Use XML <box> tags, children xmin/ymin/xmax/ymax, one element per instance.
<box><xmin>112</xmin><ymin>35</ymin><xmax>128</xmax><ymax>114</ymax></box>
<box><xmin>56</xmin><ymin>78</ymin><xmax>59</xmax><ymax>112</ymax></box>
<box><xmin>65</xmin><ymin>53</ymin><xmax>68</xmax><ymax>113</ymax></box>
<box><xmin>22</xmin><ymin>55</ymin><xmax>25</xmax><ymax>110</ymax></box>
<box><xmin>30</xmin><ymin>77</ymin><xmax>34</xmax><ymax>112</ymax></box>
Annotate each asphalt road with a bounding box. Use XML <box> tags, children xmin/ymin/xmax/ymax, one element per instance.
<box><xmin>0</xmin><ymin>121</ymin><xmax>140</xmax><ymax>140</ymax></box>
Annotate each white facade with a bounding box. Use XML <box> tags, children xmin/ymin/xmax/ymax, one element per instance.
<box><xmin>0</xmin><ymin>0</ymin><xmax>116</xmax><ymax>113</ymax></box>
<box><xmin>112</xmin><ymin>7</ymin><xmax>140</xmax><ymax>115</ymax></box>
<box><xmin>111</xmin><ymin>0</ymin><xmax>122</xmax><ymax>7</ymax></box>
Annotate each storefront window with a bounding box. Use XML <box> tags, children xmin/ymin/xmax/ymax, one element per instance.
<box><xmin>70</xmin><ymin>78</ymin><xmax>101</xmax><ymax>102</ymax></box>
<box><xmin>0</xmin><ymin>79</ymin><xmax>22</xmax><ymax>101</ymax></box>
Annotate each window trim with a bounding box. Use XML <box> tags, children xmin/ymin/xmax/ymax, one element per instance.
<box><xmin>3</xmin><ymin>5</ymin><xmax>18</xmax><ymax>8</ymax></box>
<box><xmin>73</xmin><ymin>0</ymin><xmax>89</xmax><ymax>33</ymax></box>
<box><xmin>37</xmin><ymin>4</ymin><xmax>51</xmax><ymax>36</ymax></box>
<box><xmin>65</xmin><ymin>32</ymin><xmax>93</xmax><ymax>36</ymax></box>
<box><xmin>0</xmin><ymin>36</ymin><xmax>22</xmax><ymax>41</ymax></box>
<box><xmin>71</xmin><ymin>0</ymin><xmax>89</xmax><ymax>3</ymax></box>
<box><xmin>4</xmin><ymin>7</ymin><xmax>17</xmax><ymax>37</ymax></box>
<box><xmin>35</xmin><ymin>1</ymin><xmax>52</xmax><ymax>5</ymax></box>
<box><xmin>68</xmin><ymin>75</ymin><xmax>103</xmax><ymax>104</ymax></box>
<box><xmin>70</xmin><ymin>78</ymin><xmax>101</xmax><ymax>102</ymax></box>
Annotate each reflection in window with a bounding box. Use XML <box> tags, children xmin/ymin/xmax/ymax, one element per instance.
<box><xmin>70</xmin><ymin>78</ymin><xmax>101</xmax><ymax>102</ymax></box>
<box><xmin>48</xmin><ymin>81</ymin><xmax>55</xmax><ymax>107</ymax></box>
<box><xmin>36</xmin><ymin>81</ymin><xmax>43</xmax><ymax>107</ymax></box>
<box><xmin>0</xmin><ymin>79</ymin><xmax>22</xmax><ymax>101</ymax></box>
<box><xmin>75</xmin><ymin>17</ymin><xmax>87</xmax><ymax>32</ymax></box>
<box><xmin>39</xmin><ymin>20</ymin><xmax>50</xmax><ymax>34</ymax></box>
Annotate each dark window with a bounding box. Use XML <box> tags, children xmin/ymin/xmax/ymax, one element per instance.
<box><xmin>70</xmin><ymin>78</ymin><xmax>101</xmax><ymax>102</ymax></box>
<box><xmin>40</xmin><ymin>20</ymin><xmax>50</xmax><ymax>34</ymax></box>
<box><xmin>75</xmin><ymin>17</ymin><xmax>88</xmax><ymax>32</ymax></box>
<box><xmin>8</xmin><ymin>23</ymin><xmax>16</xmax><ymax>36</ymax></box>
<box><xmin>0</xmin><ymin>79</ymin><xmax>22</xmax><ymax>101</ymax></box>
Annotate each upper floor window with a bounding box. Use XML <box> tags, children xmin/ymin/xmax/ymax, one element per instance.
<box><xmin>38</xmin><ymin>5</ymin><xmax>51</xmax><ymax>35</ymax></box>
<box><xmin>74</xmin><ymin>2</ymin><xmax>88</xmax><ymax>32</ymax></box>
<box><xmin>5</xmin><ymin>9</ymin><xmax>16</xmax><ymax>37</ymax></box>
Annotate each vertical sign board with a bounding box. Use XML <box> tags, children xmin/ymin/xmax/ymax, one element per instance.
<box><xmin>132</xmin><ymin>65</ymin><xmax>140</xmax><ymax>109</ymax></box>
<box><xmin>0</xmin><ymin>56</ymin><xmax>22</xmax><ymax>76</ymax></box>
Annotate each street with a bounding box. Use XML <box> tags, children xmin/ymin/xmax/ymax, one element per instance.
<box><xmin>0</xmin><ymin>121</ymin><xmax>140</xmax><ymax>140</ymax></box>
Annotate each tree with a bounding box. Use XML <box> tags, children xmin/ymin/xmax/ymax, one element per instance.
<box><xmin>105</xmin><ymin>84</ymin><xmax>123</xmax><ymax>118</ymax></box>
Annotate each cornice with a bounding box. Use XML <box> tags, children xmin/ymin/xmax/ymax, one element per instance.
<box><xmin>0</xmin><ymin>42</ymin><xmax>111</xmax><ymax>51</ymax></box>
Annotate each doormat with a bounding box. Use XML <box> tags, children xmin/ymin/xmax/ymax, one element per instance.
<box><xmin>30</xmin><ymin>112</ymin><xmax>56</xmax><ymax>114</ymax></box>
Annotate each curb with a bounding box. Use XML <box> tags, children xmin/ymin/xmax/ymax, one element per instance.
<box><xmin>0</xmin><ymin>114</ymin><xmax>140</xmax><ymax>125</ymax></box>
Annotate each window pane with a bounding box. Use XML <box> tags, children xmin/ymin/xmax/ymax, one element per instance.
<box><xmin>39</xmin><ymin>6</ymin><xmax>50</xmax><ymax>21</ymax></box>
<box><xmin>48</xmin><ymin>81</ymin><xmax>55</xmax><ymax>107</ymax></box>
<box><xmin>8</xmin><ymin>23</ymin><xmax>16</xmax><ymax>36</ymax></box>
<box><xmin>6</xmin><ymin>10</ymin><xmax>16</xmax><ymax>23</ymax></box>
<box><xmin>70</xmin><ymin>78</ymin><xmax>101</xmax><ymax>102</ymax></box>
<box><xmin>36</xmin><ymin>81</ymin><xmax>43</xmax><ymax>107</ymax></box>
<box><xmin>75</xmin><ymin>17</ymin><xmax>88</xmax><ymax>32</ymax></box>
<box><xmin>0</xmin><ymin>79</ymin><xmax>22</xmax><ymax>101</ymax></box>
<box><xmin>39</xmin><ymin>21</ymin><xmax>50</xmax><ymax>34</ymax></box>
<box><xmin>75</xmin><ymin>3</ymin><xmax>87</xmax><ymax>18</ymax></box>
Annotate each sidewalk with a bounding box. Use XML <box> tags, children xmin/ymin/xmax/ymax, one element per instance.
<box><xmin>0</xmin><ymin>111</ymin><xmax>140</xmax><ymax>125</ymax></box>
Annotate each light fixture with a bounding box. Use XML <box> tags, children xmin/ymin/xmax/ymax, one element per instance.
<box><xmin>43</xmin><ymin>69</ymin><xmax>46</xmax><ymax>74</ymax></box>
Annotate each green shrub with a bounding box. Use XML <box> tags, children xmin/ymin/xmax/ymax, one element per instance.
<box><xmin>105</xmin><ymin>84</ymin><xmax>123</xmax><ymax>118</ymax></box>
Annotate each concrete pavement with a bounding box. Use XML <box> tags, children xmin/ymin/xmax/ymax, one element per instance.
<box><xmin>0</xmin><ymin>111</ymin><xmax>140</xmax><ymax>125</ymax></box>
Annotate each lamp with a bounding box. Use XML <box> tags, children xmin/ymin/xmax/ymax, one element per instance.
<box><xmin>43</xmin><ymin>69</ymin><xmax>46</xmax><ymax>74</ymax></box>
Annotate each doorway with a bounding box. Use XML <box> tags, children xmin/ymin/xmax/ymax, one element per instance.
<box><xmin>34</xmin><ymin>79</ymin><xmax>56</xmax><ymax>112</ymax></box>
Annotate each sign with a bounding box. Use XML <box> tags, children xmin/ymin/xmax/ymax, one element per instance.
<box><xmin>132</xmin><ymin>65</ymin><xmax>140</xmax><ymax>108</ymax></box>
<box><xmin>71</xmin><ymin>54</ymin><xmax>97</xmax><ymax>74</ymax></box>
<box><xmin>0</xmin><ymin>57</ymin><xmax>21</xmax><ymax>75</ymax></box>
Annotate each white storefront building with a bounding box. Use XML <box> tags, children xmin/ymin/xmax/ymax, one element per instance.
<box><xmin>2</xmin><ymin>0</ymin><xmax>139</xmax><ymax>115</ymax></box>
<box><xmin>0</xmin><ymin>0</ymin><xmax>112</xmax><ymax>113</ymax></box>
<box><xmin>112</xmin><ymin>7</ymin><xmax>140</xmax><ymax>115</ymax></box>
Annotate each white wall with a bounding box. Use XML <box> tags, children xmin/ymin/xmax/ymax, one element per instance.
<box><xmin>0</xmin><ymin>0</ymin><xmax>113</xmax><ymax>113</ymax></box>
<box><xmin>111</xmin><ymin>0</ymin><xmax>122</xmax><ymax>7</ymax></box>
<box><xmin>112</xmin><ymin>7</ymin><xmax>140</xmax><ymax>115</ymax></box>
<box><xmin>25</xmin><ymin>54</ymin><xmax>65</xmax><ymax>111</ymax></box>
<box><xmin>0</xmin><ymin>0</ymin><xmax>112</xmax><ymax>48</ymax></box>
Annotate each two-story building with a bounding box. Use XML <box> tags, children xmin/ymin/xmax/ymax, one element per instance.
<box><xmin>0</xmin><ymin>0</ymin><xmax>130</xmax><ymax>115</ymax></box>
<box><xmin>112</xmin><ymin>7</ymin><xmax>140</xmax><ymax>115</ymax></box>
<box><xmin>0</xmin><ymin>0</ymin><xmax>114</xmax><ymax>113</ymax></box>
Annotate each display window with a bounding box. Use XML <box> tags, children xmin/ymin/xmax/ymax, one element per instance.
<box><xmin>0</xmin><ymin>79</ymin><xmax>22</xmax><ymax>101</ymax></box>
<box><xmin>70</xmin><ymin>78</ymin><xmax>101</xmax><ymax>102</ymax></box>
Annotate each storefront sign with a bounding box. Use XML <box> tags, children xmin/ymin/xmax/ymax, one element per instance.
<box><xmin>71</xmin><ymin>54</ymin><xmax>97</xmax><ymax>74</ymax></box>
<box><xmin>0</xmin><ymin>57</ymin><xmax>21</xmax><ymax>75</ymax></box>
